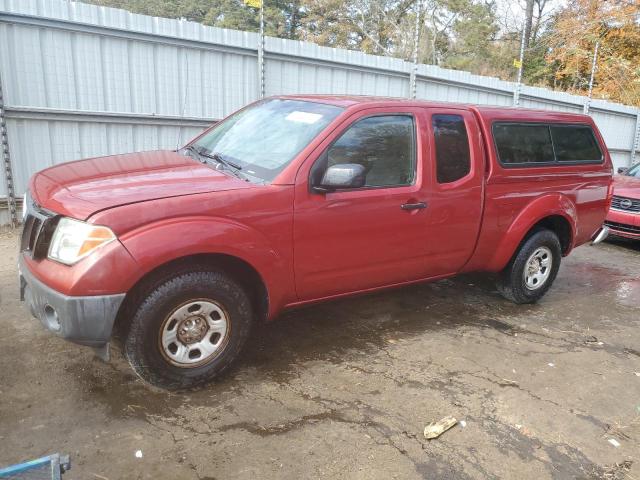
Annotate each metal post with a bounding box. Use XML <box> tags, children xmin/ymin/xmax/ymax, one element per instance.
<box><xmin>583</xmin><ymin>41</ymin><xmax>599</xmax><ymax>114</ymax></box>
<box><xmin>0</xmin><ymin>69</ymin><xmax>17</xmax><ymax>227</ymax></box>
<box><xmin>631</xmin><ymin>110</ymin><xmax>640</xmax><ymax>166</ymax></box>
<box><xmin>258</xmin><ymin>0</ymin><xmax>265</xmax><ymax>99</ymax></box>
<box><xmin>409</xmin><ymin>7</ymin><xmax>420</xmax><ymax>99</ymax></box>
<box><xmin>513</xmin><ymin>19</ymin><xmax>526</xmax><ymax>107</ymax></box>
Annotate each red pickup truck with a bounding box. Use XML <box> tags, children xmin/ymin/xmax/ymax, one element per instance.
<box><xmin>19</xmin><ymin>96</ymin><xmax>612</xmax><ymax>388</ymax></box>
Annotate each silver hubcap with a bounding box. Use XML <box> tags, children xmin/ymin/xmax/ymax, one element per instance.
<box><xmin>523</xmin><ymin>246</ymin><xmax>553</xmax><ymax>290</ymax></box>
<box><xmin>159</xmin><ymin>299</ymin><xmax>229</xmax><ymax>367</ymax></box>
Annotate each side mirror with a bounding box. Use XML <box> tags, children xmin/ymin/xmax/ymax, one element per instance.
<box><xmin>312</xmin><ymin>163</ymin><xmax>366</xmax><ymax>193</ymax></box>
<box><xmin>617</xmin><ymin>167</ymin><xmax>628</xmax><ymax>174</ymax></box>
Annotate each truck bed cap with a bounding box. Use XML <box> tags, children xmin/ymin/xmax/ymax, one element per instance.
<box><xmin>275</xmin><ymin>94</ymin><xmax>593</xmax><ymax>123</ymax></box>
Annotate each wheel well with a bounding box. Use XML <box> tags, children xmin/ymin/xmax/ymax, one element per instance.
<box><xmin>527</xmin><ymin>215</ymin><xmax>572</xmax><ymax>254</ymax></box>
<box><xmin>114</xmin><ymin>254</ymin><xmax>269</xmax><ymax>337</ymax></box>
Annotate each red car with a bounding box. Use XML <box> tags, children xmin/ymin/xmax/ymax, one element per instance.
<box><xmin>605</xmin><ymin>163</ymin><xmax>640</xmax><ymax>240</ymax></box>
<box><xmin>19</xmin><ymin>96</ymin><xmax>612</xmax><ymax>388</ymax></box>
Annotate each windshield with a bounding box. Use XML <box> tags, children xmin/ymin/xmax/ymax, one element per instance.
<box><xmin>625</xmin><ymin>163</ymin><xmax>640</xmax><ymax>178</ymax></box>
<box><xmin>190</xmin><ymin>99</ymin><xmax>343</xmax><ymax>182</ymax></box>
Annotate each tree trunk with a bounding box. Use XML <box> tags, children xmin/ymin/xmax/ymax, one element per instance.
<box><xmin>523</xmin><ymin>0</ymin><xmax>534</xmax><ymax>50</ymax></box>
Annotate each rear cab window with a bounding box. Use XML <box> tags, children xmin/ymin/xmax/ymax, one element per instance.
<box><xmin>432</xmin><ymin>114</ymin><xmax>471</xmax><ymax>183</ymax></box>
<box><xmin>549</xmin><ymin>125</ymin><xmax>602</xmax><ymax>162</ymax></box>
<box><xmin>493</xmin><ymin>123</ymin><xmax>603</xmax><ymax>167</ymax></box>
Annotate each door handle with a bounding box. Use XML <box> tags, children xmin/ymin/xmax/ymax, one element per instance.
<box><xmin>400</xmin><ymin>202</ymin><xmax>427</xmax><ymax>211</ymax></box>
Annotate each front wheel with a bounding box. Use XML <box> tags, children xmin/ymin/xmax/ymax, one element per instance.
<box><xmin>496</xmin><ymin>229</ymin><xmax>562</xmax><ymax>304</ymax></box>
<box><xmin>124</xmin><ymin>270</ymin><xmax>253</xmax><ymax>389</ymax></box>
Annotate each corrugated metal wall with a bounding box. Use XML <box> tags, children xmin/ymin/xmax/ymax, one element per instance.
<box><xmin>1</xmin><ymin>0</ymin><xmax>639</xmax><ymax>225</ymax></box>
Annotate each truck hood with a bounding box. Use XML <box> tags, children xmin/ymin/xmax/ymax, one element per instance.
<box><xmin>30</xmin><ymin>150</ymin><xmax>252</xmax><ymax>220</ymax></box>
<box><xmin>613</xmin><ymin>174</ymin><xmax>640</xmax><ymax>199</ymax></box>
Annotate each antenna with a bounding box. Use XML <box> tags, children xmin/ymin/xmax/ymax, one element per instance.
<box><xmin>176</xmin><ymin>48</ymin><xmax>190</xmax><ymax>150</ymax></box>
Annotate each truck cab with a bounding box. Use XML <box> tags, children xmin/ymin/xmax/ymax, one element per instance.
<box><xmin>19</xmin><ymin>96</ymin><xmax>612</xmax><ymax>388</ymax></box>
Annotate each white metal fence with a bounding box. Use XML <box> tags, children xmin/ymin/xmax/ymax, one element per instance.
<box><xmin>1</xmin><ymin>0</ymin><xmax>639</xmax><ymax>225</ymax></box>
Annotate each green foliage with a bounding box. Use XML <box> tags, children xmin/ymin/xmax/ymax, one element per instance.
<box><xmin>82</xmin><ymin>0</ymin><xmax>212</xmax><ymax>21</ymax></box>
<box><xmin>441</xmin><ymin>0</ymin><xmax>500</xmax><ymax>72</ymax></box>
<box><xmin>83</xmin><ymin>0</ymin><xmax>304</xmax><ymax>38</ymax></box>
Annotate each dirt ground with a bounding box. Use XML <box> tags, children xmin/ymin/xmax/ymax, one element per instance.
<box><xmin>0</xmin><ymin>229</ymin><xmax>639</xmax><ymax>480</ymax></box>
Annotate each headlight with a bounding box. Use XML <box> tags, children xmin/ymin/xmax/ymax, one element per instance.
<box><xmin>48</xmin><ymin>217</ymin><xmax>116</xmax><ymax>265</ymax></box>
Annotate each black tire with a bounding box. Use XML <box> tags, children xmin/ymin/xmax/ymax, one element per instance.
<box><xmin>496</xmin><ymin>229</ymin><xmax>562</xmax><ymax>304</ymax></box>
<box><xmin>124</xmin><ymin>270</ymin><xmax>253</xmax><ymax>389</ymax></box>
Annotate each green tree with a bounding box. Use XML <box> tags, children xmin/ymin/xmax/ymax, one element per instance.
<box><xmin>82</xmin><ymin>0</ymin><xmax>213</xmax><ymax>21</ymax></box>
<box><xmin>83</xmin><ymin>0</ymin><xmax>305</xmax><ymax>39</ymax></box>
<box><xmin>300</xmin><ymin>0</ymin><xmax>415</xmax><ymax>55</ymax></box>
<box><xmin>441</xmin><ymin>0</ymin><xmax>499</xmax><ymax>73</ymax></box>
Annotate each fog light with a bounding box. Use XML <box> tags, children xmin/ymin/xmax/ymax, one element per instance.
<box><xmin>43</xmin><ymin>304</ymin><xmax>60</xmax><ymax>331</ymax></box>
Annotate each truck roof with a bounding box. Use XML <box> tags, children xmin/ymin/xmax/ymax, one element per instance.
<box><xmin>277</xmin><ymin>94</ymin><xmax>594</xmax><ymax>124</ymax></box>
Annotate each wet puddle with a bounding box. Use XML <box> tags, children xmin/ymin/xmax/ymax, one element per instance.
<box><xmin>64</xmin><ymin>262</ymin><xmax>638</xmax><ymax>421</ymax></box>
<box><xmin>561</xmin><ymin>263</ymin><xmax>640</xmax><ymax>308</ymax></box>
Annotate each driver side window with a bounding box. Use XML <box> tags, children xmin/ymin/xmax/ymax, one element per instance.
<box><xmin>312</xmin><ymin>115</ymin><xmax>416</xmax><ymax>188</ymax></box>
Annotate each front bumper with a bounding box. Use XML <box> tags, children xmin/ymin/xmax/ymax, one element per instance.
<box><xmin>19</xmin><ymin>256</ymin><xmax>126</xmax><ymax>349</ymax></box>
<box><xmin>605</xmin><ymin>223</ymin><xmax>640</xmax><ymax>239</ymax></box>
<box><xmin>605</xmin><ymin>208</ymin><xmax>640</xmax><ymax>240</ymax></box>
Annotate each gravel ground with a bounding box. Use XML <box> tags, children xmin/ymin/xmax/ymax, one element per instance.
<box><xmin>0</xmin><ymin>229</ymin><xmax>639</xmax><ymax>479</ymax></box>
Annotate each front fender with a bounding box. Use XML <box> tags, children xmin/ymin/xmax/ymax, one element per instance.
<box><xmin>485</xmin><ymin>193</ymin><xmax>577</xmax><ymax>272</ymax></box>
<box><xmin>118</xmin><ymin>216</ymin><xmax>292</xmax><ymax>317</ymax></box>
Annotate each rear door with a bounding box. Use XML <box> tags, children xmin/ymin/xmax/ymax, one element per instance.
<box><xmin>420</xmin><ymin>108</ymin><xmax>485</xmax><ymax>276</ymax></box>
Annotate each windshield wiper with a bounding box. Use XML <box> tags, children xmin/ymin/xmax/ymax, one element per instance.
<box><xmin>204</xmin><ymin>151</ymin><xmax>243</xmax><ymax>171</ymax></box>
<box><xmin>186</xmin><ymin>145</ymin><xmax>241</xmax><ymax>170</ymax></box>
<box><xmin>183</xmin><ymin>144</ymin><xmax>204</xmax><ymax>162</ymax></box>
<box><xmin>184</xmin><ymin>145</ymin><xmax>242</xmax><ymax>170</ymax></box>
<box><xmin>183</xmin><ymin>144</ymin><xmax>252</xmax><ymax>181</ymax></box>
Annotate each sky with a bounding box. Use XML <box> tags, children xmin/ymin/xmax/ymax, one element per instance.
<box><xmin>495</xmin><ymin>0</ymin><xmax>565</xmax><ymax>33</ymax></box>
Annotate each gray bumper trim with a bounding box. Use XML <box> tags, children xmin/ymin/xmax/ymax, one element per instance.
<box><xmin>19</xmin><ymin>256</ymin><xmax>126</xmax><ymax>347</ymax></box>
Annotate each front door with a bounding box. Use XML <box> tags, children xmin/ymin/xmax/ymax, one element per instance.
<box><xmin>292</xmin><ymin>108</ymin><xmax>433</xmax><ymax>300</ymax></box>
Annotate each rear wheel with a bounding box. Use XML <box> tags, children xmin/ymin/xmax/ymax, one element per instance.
<box><xmin>124</xmin><ymin>270</ymin><xmax>253</xmax><ymax>389</ymax></box>
<box><xmin>496</xmin><ymin>229</ymin><xmax>562</xmax><ymax>304</ymax></box>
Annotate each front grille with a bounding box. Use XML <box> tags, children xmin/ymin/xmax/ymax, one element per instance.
<box><xmin>20</xmin><ymin>192</ymin><xmax>57</xmax><ymax>258</ymax></box>
<box><xmin>604</xmin><ymin>220</ymin><xmax>640</xmax><ymax>235</ymax></box>
<box><xmin>611</xmin><ymin>195</ymin><xmax>640</xmax><ymax>213</ymax></box>
<box><xmin>20</xmin><ymin>214</ymin><xmax>43</xmax><ymax>252</ymax></box>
